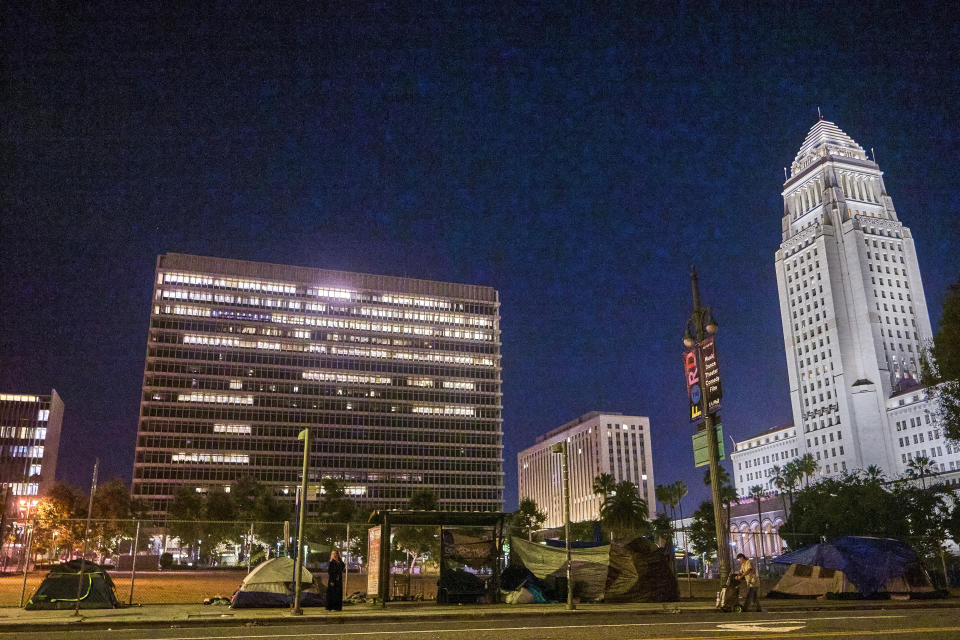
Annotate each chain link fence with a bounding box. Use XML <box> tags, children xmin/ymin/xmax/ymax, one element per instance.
<box><xmin>1</xmin><ymin>516</ymin><xmax>954</xmax><ymax>606</ymax></box>
<box><xmin>0</xmin><ymin>518</ymin><xmax>388</xmax><ymax>606</ymax></box>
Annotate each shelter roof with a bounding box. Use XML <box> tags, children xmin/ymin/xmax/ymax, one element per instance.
<box><xmin>369</xmin><ymin>510</ymin><xmax>508</xmax><ymax>526</ymax></box>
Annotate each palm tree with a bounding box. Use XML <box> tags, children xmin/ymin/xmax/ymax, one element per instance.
<box><xmin>599</xmin><ymin>481</ymin><xmax>649</xmax><ymax>543</ymax></box>
<box><xmin>906</xmin><ymin>455</ymin><xmax>937</xmax><ymax>490</ymax></box>
<box><xmin>798</xmin><ymin>453</ymin><xmax>818</xmax><ymax>487</ymax></box>
<box><xmin>672</xmin><ymin>480</ymin><xmax>691</xmax><ymax>585</ymax></box>
<box><xmin>655</xmin><ymin>484</ymin><xmax>673</xmax><ymax>516</ymax></box>
<box><xmin>748</xmin><ymin>485</ymin><xmax>767</xmax><ymax>561</ymax></box>
<box><xmin>703</xmin><ymin>466</ymin><xmax>739</xmax><ymax>532</ymax></box>
<box><xmin>782</xmin><ymin>459</ymin><xmax>803</xmax><ymax>504</ymax></box>
<box><xmin>592</xmin><ymin>473</ymin><xmax>616</xmax><ymax>499</ymax></box>
<box><xmin>862</xmin><ymin>464</ymin><xmax>886</xmax><ymax>483</ymax></box>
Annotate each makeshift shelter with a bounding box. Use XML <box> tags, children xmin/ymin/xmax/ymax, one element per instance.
<box><xmin>366</xmin><ymin>510</ymin><xmax>508</xmax><ymax>605</ymax></box>
<box><xmin>231</xmin><ymin>557</ymin><xmax>324</xmax><ymax>608</ymax></box>
<box><xmin>769</xmin><ymin>536</ymin><xmax>937</xmax><ymax>599</ymax></box>
<box><xmin>509</xmin><ymin>536</ymin><xmax>677</xmax><ymax>602</ymax></box>
<box><xmin>25</xmin><ymin>560</ymin><xmax>120</xmax><ymax>610</ymax></box>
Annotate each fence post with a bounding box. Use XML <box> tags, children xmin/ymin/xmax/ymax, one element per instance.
<box><xmin>246</xmin><ymin>522</ymin><xmax>253</xmax><ymax>573</ymax></box>
<box><xmin>345</xmin><ymin>522</ymin><xmax>351</xmax><ymax>595</ymax></box>
<box><xmin>19</xmin><ymin>518</ymin><xmax>35</xmax><ymax>607</ymax></box>
<box><xmin>75</xmin><ymin>458</ymin><xmax>99</xmax><ymax>616</ymax></box>
<box><xmin>128</xmin><ymin>520</ymin><xmax>140</xmax><ymax>605</ymax></box>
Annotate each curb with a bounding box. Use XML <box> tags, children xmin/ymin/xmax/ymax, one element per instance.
<box><xmin>0</xmin><ymin>600</ymin><xmax>957</xmax><ymax>633</ymax></box>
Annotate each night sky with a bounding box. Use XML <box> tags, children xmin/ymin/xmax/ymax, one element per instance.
<box><xmin>2</xmin><ymin>2</ymin><xmax>958</xmax><ymax>511</ymax></box>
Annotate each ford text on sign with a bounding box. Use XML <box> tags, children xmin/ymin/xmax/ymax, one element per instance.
<box><xmin>684</xmin><ymin>347</ymin><xmax>702</xmax><ymax>423</ymax></box>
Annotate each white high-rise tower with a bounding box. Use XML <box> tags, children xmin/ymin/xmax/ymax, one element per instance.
<box><xmin>773</xmin><ymin>119</ymin><xmax>934</xmax><ymax>477</ymax></box>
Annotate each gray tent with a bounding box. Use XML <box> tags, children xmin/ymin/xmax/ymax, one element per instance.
<box><xmin>231</xmin><ymin>557</ymin><xmax>324</xmax><ymax>608</ymax></box>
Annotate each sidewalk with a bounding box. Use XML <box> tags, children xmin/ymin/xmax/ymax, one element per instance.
<box><xmin>0</xmin><ymin>597</ymin><xmax>958</xmax><ymax>633</ymax></box>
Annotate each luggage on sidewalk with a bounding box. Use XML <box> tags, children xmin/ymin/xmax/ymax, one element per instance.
<box><xmin>716</xmin><ymin>573</ymin><xmax>742</xmax><ymax>613</ymax></box>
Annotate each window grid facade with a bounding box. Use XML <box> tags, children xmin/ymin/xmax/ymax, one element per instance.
<box><xmin>517</xmin><ymin>412</ymin><xmax>655</xmax><ymax>529</ymax></box>
<box><xmin>750</xmin><ymin>119</ymin><xmax>938</xmax><ymax>486</ymax></box>
<box><xmin>0</xmin><ymin>390</ymin><xmax>63</xmax><ymax>496</ymax></box>
<box><xmin>132</xmin><ymin>254</ymin><xmax>503</xmax><ymax>515</ymax></box>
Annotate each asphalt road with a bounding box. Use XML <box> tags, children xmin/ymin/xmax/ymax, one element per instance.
<box><xmin>5</xmin><ymin>608</ymin><xmax>960</xmax><ymax>640</ymax></box>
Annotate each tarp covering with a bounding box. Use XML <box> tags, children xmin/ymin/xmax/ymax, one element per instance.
<box><xmin>510</xmin><ymin>536</ymin><xmax>677</xmax><ymax>602</ymax></box>
<box><xmin>231</xmin><ymin>557</ymin><xmax>324</xmax><ymax>608</ymax></box>
<box><xmin>26</xmin><ymin>560</ymin><xmax>120</xmax><ymax>610</ymax></box>
<box><xmin>772</xmin><ymin>537</ymin><xmax>935</xmax><ymax>597</ymax></box>
<box><xmin>768</xmin><ymin>563</ymin><xmax>858</xmax><ymax>597</ymax></box>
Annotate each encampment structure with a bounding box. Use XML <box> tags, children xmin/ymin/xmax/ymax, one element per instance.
<box><xmin>509</xmin><ymin>536</ymin><xmax>677</xmax><ymax>602</ymax></box>
<box><xmin>26</xmin><ymin>560</ymin><xmax>120</xmax><ymax>610</ymax></box>
<box><xmin>769</xmin><ymin>536</ymin><xmax>937</xmax><ymax>599</ymax></box>
<box><xmin>231</xmin><ymin>557</ymin><xmax>324</xmax><ymax>608</ymax></box>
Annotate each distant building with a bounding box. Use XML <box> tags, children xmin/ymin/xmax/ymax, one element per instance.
<box><xmin>728</xmin><ymin>494</ymin><xmax>788</xmax><ymax>561</ymax></box>
<box><xmin>0</xmin><ymin>391</ymin><xmax>63</xmax><ymax>496</ymax></box>
<box><xmin>132</xmin><ymin>253</ymin><xmax>503</xmax><ymax>516</ymax></box>
<box><xmin>518</xmin><ymin>411</ymin><xmax>655</xmax><ymax>529</ymax></box>
<box><xmin>730</xmin><ymin>424</ymin><xmax>799</xmax><ymax>497</ymax></box>
<box><xmin>887</xmin><ymin>378</ymin><xmax>960</xmax><ymax>475</ymax></box>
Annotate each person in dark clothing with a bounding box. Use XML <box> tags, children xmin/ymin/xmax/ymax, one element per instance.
<box><xmin>326</xmin><ymin>549</ymin><xmax>345</xmax><ymax>611</ymax></box>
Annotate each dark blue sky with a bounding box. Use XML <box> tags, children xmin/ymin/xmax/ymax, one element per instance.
<box><xmin>2</xmin><ymin>2</ymin><xmax>958</xmax><ymax>511</ymax></box>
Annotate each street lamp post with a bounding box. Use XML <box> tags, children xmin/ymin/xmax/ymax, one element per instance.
<box><xmin>683</xmin><ymin>268</ymin><xmax>731</xmax><ymax>586</ymax></box>
<box><xmin>551</xmin><ymin>440</ymin><xmax>574</xmax><ymax>610</ymax></box>
<box><xmin>18</xmin><ymin>498</ymin><xmax>38</xmax><ymax>607</ymax></box>
<box><xmin>291</xmin><ymin>428</ymin><xmax>310</xmax><ymax>616</ymax></box>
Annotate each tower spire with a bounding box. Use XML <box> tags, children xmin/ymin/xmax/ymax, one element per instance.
<box><xmin>817</xmin><ymin>106</ymin><xmax>822</xmax><ymax>119</ymax></box>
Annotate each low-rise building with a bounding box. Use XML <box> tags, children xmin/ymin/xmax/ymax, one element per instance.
<box><xmin>731</xmin><ymin>424</ymin><xmax>800</xmax><ymax>497</ymax></box>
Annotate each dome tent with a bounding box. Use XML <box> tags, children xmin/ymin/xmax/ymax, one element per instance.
<box><xmin>231</xmin><ymin>557</ymin><xmax>324</xmax><ymax>608</ymax></box>
<box><xmin>26</xmin><ymin>560</ymin><xmax>120</xmax><ymax>610</ymax></box>
<box><xmin>769</xmin><ymin>536</ymin><xmax>938</xmax><ymax>599</ymax></box>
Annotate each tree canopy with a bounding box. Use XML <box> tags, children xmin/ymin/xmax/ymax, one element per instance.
<box><xmin>780</xmin><ymin>471</ymin><xmax>951</xmax><ymax>555</ymax></box>
<box><xmin>510</xmin><ymin>497</ymin><xmax>546</xmax><ymax>541</ymax></box>
<box><xmin>598</xmin><ymin>480</ymin><xmax>649</xmax><ymax>542</ymax></box>
<box><xmin>922</xmin><ymin>276</ymin><xmax>960</xmax><ymax>440</ymax></box>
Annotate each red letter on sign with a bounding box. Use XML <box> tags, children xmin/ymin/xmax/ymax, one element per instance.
<box><xmin>685</xmin><ymin>351</ymin><xmax>698</xmax><ymax>386</ymax></box>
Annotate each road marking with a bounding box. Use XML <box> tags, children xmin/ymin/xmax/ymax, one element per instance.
<box><xmin>627</xmin><ymin>627</ymin><xmax>960</xmax><ymax>640</ymax></box>
<box><xmin>716</xmin><ymin>621</ymin><xmax>806</xmax><ymax>632</ymax></box>
<box><xmin>129</xmin><ymin>613</ymin><xmax>907</xmax><ymax>640</ymax></box>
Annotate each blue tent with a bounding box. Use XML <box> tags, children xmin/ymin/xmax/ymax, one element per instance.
<box><xmin>772</xmin><ymin>536</ymin><xmax>933</xmax><ymax>597</ymax></box>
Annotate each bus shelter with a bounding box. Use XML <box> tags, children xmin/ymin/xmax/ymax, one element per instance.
<box><xmin>366</xmin><ymin>510</ymin><xmax>508</xmax><ymax>606</ymax></box>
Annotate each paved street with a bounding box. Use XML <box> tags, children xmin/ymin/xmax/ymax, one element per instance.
<box><xmin>5</xmin><ymin>608</ymin><xmax>960</xmax><ymax>640</ymax></box>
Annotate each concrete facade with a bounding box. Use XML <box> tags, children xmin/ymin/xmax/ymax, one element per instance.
<box><xmin>132</xmin><ymin>253</ymin><xmax>503</xmax><ymax>515</ymax></box>
<box><xmin>518</xmin><ymin>411</ymin><xmax>655</xmax><ymax>529</ymax></box>
<box><xmin>0</xmin><ymin>390</ymin><xmax>63</xmax><ymax>496</ymax></box>
<box><xmin>733</xmin><ymin>119</ymin><xmax>942</xmax><ymax>496</ymax></box>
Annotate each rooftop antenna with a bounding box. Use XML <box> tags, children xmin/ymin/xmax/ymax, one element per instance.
<box><xmin>784</xmin><ymin>167</ymin><xmax>788</xmax><ymax>180</ymax></box>
<box><xmin>817</xmin><ymin>106</ymin><xmax>822</xmax><ymax>119</ymax></box>
<box><xmin>871</xmin><ymin>147</ymin><xmax>876</xmax><ymax>162</ymax></box>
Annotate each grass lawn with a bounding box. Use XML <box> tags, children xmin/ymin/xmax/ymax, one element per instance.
<box><xmin>0</xmin><ymin>569</ymin><xmax>435</xmax><ymax>606</ymax></box>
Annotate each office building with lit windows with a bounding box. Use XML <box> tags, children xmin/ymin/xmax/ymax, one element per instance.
<box><xmin>517</xmin><ymin>412</ymin><xmax>655</xmax><ymax>529</ymax></box>
<box><xmin>132</xmin><ymin>253</ymin><xmax>503</xmax><ymax>516</ymax></box>
<box><xmin>0</xmin><ymin>391</ymin><xmax>63</xmax><ymax>496</ymax></box>
<box><xmin>731</xmin><ymin>118</ymin><xmax>944</xmax><ymax>497</ymax></box>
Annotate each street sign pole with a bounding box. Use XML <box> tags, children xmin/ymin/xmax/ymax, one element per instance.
<box><xmin>685</xmin><ymin>268</ymin><xmax>730</xmax><ymax>586</ymax></box>
<box><xmin>292</xmin><ymin>428</ymin><xmax>310</xmax><ymax>615</ymax></box>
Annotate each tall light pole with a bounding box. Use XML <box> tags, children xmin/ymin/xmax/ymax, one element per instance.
<box><xmin>18</xmin><ymin>498</ymin><xmax>38</xmax><ymax>607</ymax></box>
<box><xmin>291</xmin><ymin>428</ymin><xmax>310</xmax><ymax>616</ymax></box>
<box><xmin>551</xmin><ymin>440</ymin><xmax>574</xmax><ymax>610</ymax></box>
<box><xmin>75</xmin><ymin>458</ymin><xmax>99</xmax><ymax>616</ymax></box>
<box><xmin>683</xmin><ymin>268</ymin><xmax>730</xmax><ymax>585</ymax></box>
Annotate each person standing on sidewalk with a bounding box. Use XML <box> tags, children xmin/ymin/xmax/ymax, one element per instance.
<box><xmin>735</xmin><ymin>553</ymin><xmax>761</xmax><ymax>612</ymax></box>
<box><xmin>326</xmin><ymin>549</ymin><xmax>345</xmax><ymax>611</ymax></box>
